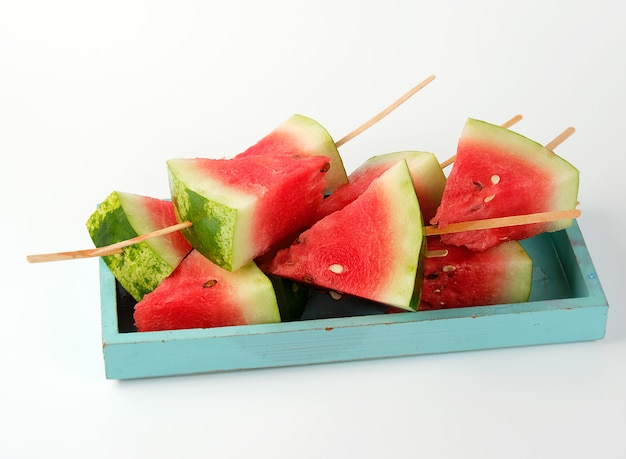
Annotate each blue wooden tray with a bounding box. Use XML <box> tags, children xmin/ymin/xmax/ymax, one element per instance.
<box><xmin>100</xmin><ymin>221</ymin><xmax>608</xmax><ymax>380</ymax></box>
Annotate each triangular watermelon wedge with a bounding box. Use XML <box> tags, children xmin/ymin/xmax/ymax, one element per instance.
<box><xmin>266</xmin><ymin>160</ymin><xmax>425</xmax><ymax>312</ymax></box>
<box><xmin>431</xmin><ymin>118</ymin><xmax>579</xmax><ymax>251</ymax></box>
<box><xmin>133</xmin><ymin>250</ymin><xmax>280</xmax><ymax>332</ymax></box>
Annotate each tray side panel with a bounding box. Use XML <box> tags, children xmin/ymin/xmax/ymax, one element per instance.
<box><xmin>103</xmin><ymin>305</ymin><xmax>607</xmax><ymax>379</ymax></box>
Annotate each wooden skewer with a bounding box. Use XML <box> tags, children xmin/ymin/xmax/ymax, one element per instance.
<box><xmin>425</xmin><ymin>249</ymin><xmax>449</xmax><ymax>258</ymax></box>
<box><xmin>27</xmin><ymin>207</ymin><xmax>581</xmax><ymax>263</ymax></box>
<box><xmin>500</xmin><ymin>114</ymin><xmax>524</xmax><ymax>129</ymax></box>
<box><xmin>438</xmin><ymin>155</ymin><xmax>455</xmax><ymax>170</ymax></box>
<box><xmin>26</xmin><ymin>221</ymin><xmax>193</xmax><ymax>263</ymax></box>
<box><xmin>426</xmin><ymin>125</ymin><xmax>579</xmax><ymax>247</ymax></box>
<box><xmin>26</xmin><ymin>247</ymin><xmax>124</xmax><ymax>263</ymax></box>
<box><xmin>90</xmin><ymin>221</ymin><xmax>193</xmax><ymax>255</ymax></box>
<box><xmin>545</xmin><ymin>126</ymin><xmax>575</xmax><ymax>151</ymax></box>
<box><xmin>334</xmin><ymin>75</ymin><xmax>436</xmax><ymax>148</ymax></box>
<box><xmin>439</xmin><ymin>114</ymin><xmax>523</xmax><ymax>169</ymax></box>
<box><xmin>424</xmin><ymin>209</ymin><xmax>580</xmax><ymax>237</ymax></box>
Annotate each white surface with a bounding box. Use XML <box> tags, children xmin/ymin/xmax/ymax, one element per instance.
<box><xmin>2</xmin><ymin>1</ymin><xmax>624</xmax><ymax>458</ymax></box>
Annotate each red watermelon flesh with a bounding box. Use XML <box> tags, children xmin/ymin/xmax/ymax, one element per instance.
<box><xmin>266</xmin><ymin>160</ymin><xmax>425</xmax><ymax>312</ymax></box>
<box><xmin>168</xmin><ymin>152</ymin><xmax>330</xmax><ymax>272</ymax></box>
<box><xmin>236</xmin><ymin>114</ymin><xmax>348</xmax><ymax>194</ymax></box>
<box><xmin>134</xmin><ymin>250</ymin><xmax>280</xmax><ymax>332</ymax></box>
<box><xmin>419</xmin><ymin>236</ymin><xmax>532</xmax><ymax>310</ymax></box>
<box><xmin>431</xmin><ymin>118</ymin><xmax>579</xmax><ymax>251</ymax></box>
<box><xmin>315</xmin><ymin>151</ymin><xmax>446</xmax><ymax>223</ymax></box>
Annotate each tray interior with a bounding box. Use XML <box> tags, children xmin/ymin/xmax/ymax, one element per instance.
<box><xmin>112</xmin><ymin>226</ymin><xmax>588</xmax><ymax>333</ymax></box>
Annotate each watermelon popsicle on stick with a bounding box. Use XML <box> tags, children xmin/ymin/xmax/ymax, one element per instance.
<box><xmin>167</xmin><ymin>77</ymin><xmax>438</xmax><ymax>272</ymax></box>
<box><xmin>430</xmin><ymin>120</ymin><xmax>580</xmax><ymax>251</ymax></box>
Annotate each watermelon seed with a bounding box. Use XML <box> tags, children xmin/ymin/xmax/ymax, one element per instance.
<box><xmin>490</xmin><ymin>174</ymin><xmax>501</xmax><ymax>185</ymax></box>
<box><xmin>473</xmin><ymin>181</ymin><xmax>484</xmax><ymax>190</ymax></box>
<box><xmin>203</xmin><ymin>279</ymin><xmax>218</xmax><ymax>288</ymax></box>
<box><xmin>426</xmin><ymin>249</ymin><xmax>448</xmax><ymax>258</ymax></box>
<box><xmin>442</xmin><ymin>265</ymin><xmax>456</xmax><ymax>273</ymax></box>
<box><xmin>329</xmin><ymin>290</ymin><xmax>343</xmax><ymax>300</ymax></box>
<box><xmin>483</xmin><ymin>194</ymin><xmax>495</xmax><ymax>203</ymax></box>
<box><xmin>320</xmin><ymin>162</ymin><xmax>330</xmax><ymax>173</ymax></box>
<box><xmin>328</xmin><ymin>264</ymin><xmax>344</xmax><ymax>274</ymax></box>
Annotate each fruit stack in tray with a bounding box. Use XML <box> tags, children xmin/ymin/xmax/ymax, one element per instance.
<box><xmin>86</xmin><ymin>115</ymin><xmax>579</xmax><ymax>332</ymax></box>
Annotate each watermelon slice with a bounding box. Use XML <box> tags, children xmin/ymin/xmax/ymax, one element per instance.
<box><xmin>315</xmin><ymin>150</ymin><xmax>446</xmax><ymax>223</ymax></box>
<box><xmin>86</xmin><ymin>191</ymin><xmax>192</xmax><ymax>301</ymax></box>
<box><xmin>133</xmin><ymin>250</ymin><xmax>280</xmax><ymax>332</ymax></box>
<box><xmin>168</xmin><ymin>152</ymin><xmax>330</xmax><ymax>272</ymax></box>
<box><xmin>266</xmin><ymin>160</ymin><xmax>425</xmax><ymax>311</ymax></box>
<box><xmin>420</xmin><ymin>237</ymin><xmax>532</xmax><ymax>310</ymax></box>
<box><xmin>431</xmin><ymin>118</ymin><xmax>579</xmax><ymax>251</ymax></box>
<box><xmin>237</xmin><ymin>114</ymin><xmax>348</xmax><ymax>194</ymax></box>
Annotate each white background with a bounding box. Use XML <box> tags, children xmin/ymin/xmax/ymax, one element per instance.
<box><xmin>2</xmin><ymin>1</ymin><xmax>625</xmax><ymax>458</ymax></box>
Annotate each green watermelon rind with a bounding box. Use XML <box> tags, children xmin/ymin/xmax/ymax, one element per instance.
<box><xmin>167</xmin><ymin>161</ymin><xmax>254</xmax><ymax>272</ymax></box>
<box><xmin>499</xmin><ymin>242</ymin><xmax>534</xmax><ymax>303</ymax></box>
<box><xmin>86</xmin><ymin>191</ymin><xmax>180</xmax><ymax>301</ymax></box>
<box><xmin>376</xmin><ymin>161</ymin><xmax>425</xmax><ymax>310</ymax></box>
<box><xmin>116</xmin><ymin>192</ymin><xmax>188</xmax><ymax>268</ymax></box>
<box><xmin>236</xmin><ymin>263</ymin><xmax>282</xmax><ymax>326</ymax></box>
